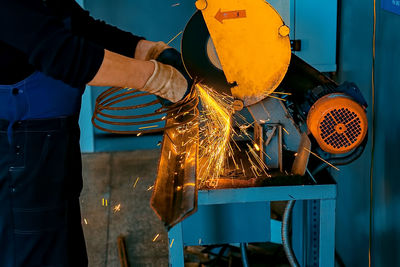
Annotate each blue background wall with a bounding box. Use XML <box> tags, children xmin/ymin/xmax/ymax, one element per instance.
<box><xmin>337</xmin><ymin>0</ymin><xmax>400</xmax><ymax>266</ymax></box>
<box><xmin>334</xmin><ymin>0</ymin><xmax>373</xmax><ymax>265</ymax></box>
<box><xmin>82</xmin><ymin>0</ymin><xmax>400</xmax><ymax>265</ymax></box>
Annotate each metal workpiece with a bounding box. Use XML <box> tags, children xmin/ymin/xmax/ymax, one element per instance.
<box><xmin>150</xmin><ymin>109</ymin><xmax>199</xmax><ymax>230</ymax></box>
<box><xmin>291</xmin><ymin>133</ymin><xmax>311</xmax><ymax>176</ymax></box>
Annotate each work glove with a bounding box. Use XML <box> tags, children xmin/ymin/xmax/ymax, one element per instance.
<box><xmin>144</xmin><ymin>41</ymin><xmax>171</xmax><ymax>61</ymax></box>
<box><xmin>146</xmin><ymin>42</ymin><xmax>193</xmax><ymax>105</ymax></box>
<box><xmin>142</xmin><ymin>41</ymin><xmax>193</xmax><ymax>105</ymax></box>
<box><xmin>142</xmin><ymin>60</ymin><xmax>188</xmax><ymax>103</ymax></box>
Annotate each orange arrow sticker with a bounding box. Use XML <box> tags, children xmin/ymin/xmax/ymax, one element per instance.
<box><xmin>215</xmin><ymin>9</ymin><xmax>247</xmax><ymax>24</ymax></box>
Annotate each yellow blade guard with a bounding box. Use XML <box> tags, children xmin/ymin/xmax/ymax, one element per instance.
<box><xmin>195</xmin><ymin>0</ymin><xmax>291</xmax><ymax>106</ymax></box>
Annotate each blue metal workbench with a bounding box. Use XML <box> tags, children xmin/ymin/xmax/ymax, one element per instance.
<box><xmin>168</xmin><ymin>181</ymin><xmax>336</xmax><ymax>266</ymax></box>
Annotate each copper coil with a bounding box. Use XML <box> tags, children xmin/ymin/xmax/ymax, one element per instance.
<box><xmin>92</xmin><ymin>84</ymin><xmax>199</xmax><ymax>135</ymax></box>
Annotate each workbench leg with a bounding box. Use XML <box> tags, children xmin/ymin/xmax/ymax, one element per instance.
<box><xmin>319</xmin><ymin>199</ymin><xmax>336</xmax><ymax>267</ymax></box>
<box><xmin>292</xmin><ymin>200</ymin><xmax>306</xmax><ymax>266</ymax></box>
<box><xmin>168</xmin><ymin>223</ymin><xmax>185</xmax><ymax>267</ymax></box>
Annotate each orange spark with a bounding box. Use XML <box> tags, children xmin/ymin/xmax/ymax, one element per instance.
<box><xmin>153</xmin><ymin>234</ymin><xmax>160</xmax><ymax>242</ymax></box>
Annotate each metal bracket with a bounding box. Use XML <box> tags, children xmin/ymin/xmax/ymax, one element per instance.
<box><xmin>291</xmin><ymin>39</ymin><xmax>302</xmax><ymax>51</ymax></box>
<box><xmin>248</xmin><ymin>98</ymin><xmax>306</xmax><ymax>173</ymax></box>
<box><xmin>254</xmin><ymin>122</ymin><xmax>283</xmax><ymax>171</ymax></box>
<box><xmin>265</xmin><ymin>124</ymin><xmax>283</xmax><ymax>171</ymax></box>
<box><xmin>248</xmin><ymin>98</ymin><xmax>302</xmax><ymax>152</ymax></box>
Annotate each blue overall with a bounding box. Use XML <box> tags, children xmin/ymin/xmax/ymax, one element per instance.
<box><xmin>0</xmin><ymin>71</ymin><xmax>88</xmax><ymax>266</ymax></box>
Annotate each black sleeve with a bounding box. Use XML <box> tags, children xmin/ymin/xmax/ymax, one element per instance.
<box><xmin>0</xmin><ymin>0</ymin><xmax>104</xmax><ymax>88</ymax></box>
<box><xmin>70</xmin><ymin>1</ymin><xmax>145</xmax><ymax>58</ymax></box>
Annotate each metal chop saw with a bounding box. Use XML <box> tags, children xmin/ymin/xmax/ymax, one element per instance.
<box><xmin>151</xmin><ymin>0</ymin><xmax>368</xmax><ymax>233</ymax></box>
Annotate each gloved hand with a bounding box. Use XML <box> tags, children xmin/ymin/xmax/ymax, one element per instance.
<box><xmin>143</xmin><ymin>41</ymin><xmax>193</xmax><ymax>105</ymax></box>
<box><xmin>144</xmin><ymin>41</ymin><xmax>171</xmax><ymax>61</ymax></box>
<box><xmin>141</xmin><ymin>60</ymin><xmax>188</xmax><ymax>103</ymax></box>
<box><xmin>156</xmin><ymin>46</ymin><xmax>193</xmax><ymax>105</ymax></box>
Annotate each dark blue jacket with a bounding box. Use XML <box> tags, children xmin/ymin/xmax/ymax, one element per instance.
<box><xmin>0</xmin><ymin>0</ymin><xmax>144</xmax><ymax>86</ymax></box>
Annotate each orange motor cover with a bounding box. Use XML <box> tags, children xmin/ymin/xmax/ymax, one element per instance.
<box><xmin>307</xmin><ymin>93</ymin><xmax>368</xmax><ymax>154</ymax></box>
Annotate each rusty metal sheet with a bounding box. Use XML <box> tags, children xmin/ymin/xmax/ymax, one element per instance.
<box><xmin>150</xmin><ymin>110</ymin><xmax>199</xmax><ymax>230</ymax></box>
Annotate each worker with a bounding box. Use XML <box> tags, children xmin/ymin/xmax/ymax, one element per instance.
<box><xmin>0</xmin><ymin>0</ymin><xmax>191</xmax><ymax>266</ymax></box>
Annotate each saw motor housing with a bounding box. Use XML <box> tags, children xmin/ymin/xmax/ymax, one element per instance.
<box><xmin>297</xmin><ymin>82</ymin><xmax>368</xmax><ymax>154</ymax></box>
<box><xmin>307</xmin><ymin>93</ymin><xmax>367</xmax><ymax>154</ymax></box>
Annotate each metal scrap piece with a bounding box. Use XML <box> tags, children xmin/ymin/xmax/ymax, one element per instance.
<box><xmin>151</xmin><ymin>109</ymin><xmax>199</xmax><ymax>230</ymax></box>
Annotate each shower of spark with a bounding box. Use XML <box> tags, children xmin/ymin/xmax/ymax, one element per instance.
<box><xmin>197</xmin><ymin>84</ymin><xmax>233</xmax><ymax>187</ymax></box>
<box><xmin>196</xmin><ymin>83</ymin><xmax>272</xmax><ymax>188</ymax></box>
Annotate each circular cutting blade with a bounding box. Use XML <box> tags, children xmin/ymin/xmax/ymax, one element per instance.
<box><xmin>182</xmin><ymin>2</ymin><xmax>291</xmax><ymax>106</ymax></box>
<box><xmin>181</xmin><ymin>11</ymin><xmax>234</xmax><ymax>97</ymax></box>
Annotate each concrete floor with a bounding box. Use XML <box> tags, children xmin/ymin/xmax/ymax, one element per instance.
<box><xmin>80</xmin><ymin>150</ymin><xmax>169</xmax><ymax>267</ymax></box>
